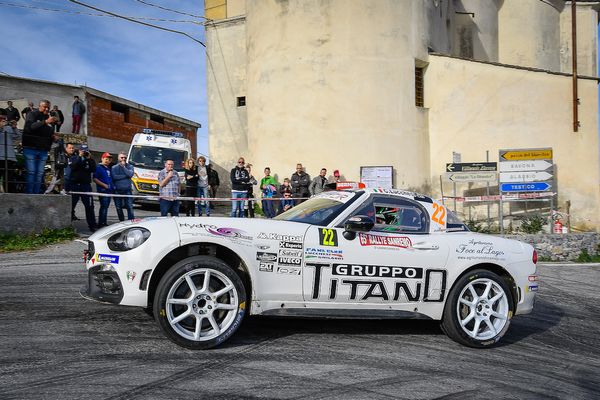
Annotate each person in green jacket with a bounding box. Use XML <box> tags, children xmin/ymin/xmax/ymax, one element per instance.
<box><xmin>260</xmin><ymin>167</ymin><xmax>278</xmax><ymax>218</ymax></box>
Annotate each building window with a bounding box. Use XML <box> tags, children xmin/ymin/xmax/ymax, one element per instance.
<box><xmin>237</xmin><ymin>96</ymin><xmax>246</xmax><ymax>107</ymax></box>
<box><xmin>415</xmin><ymin>66</ymin><xmax>424</xmax><ymax>107</ymax></box>
<box><xmin>150</xmin><ymin>114</ymin><xmax>164</xmax><ymax>124</ymax></box>
<box><xmin>111</xmin><ymin>101</ymin><xmax>130</xmax><ymax>123</ymax></box>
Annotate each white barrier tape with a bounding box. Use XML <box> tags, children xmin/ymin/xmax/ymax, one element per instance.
<box><xmin>65</xmin><ymin>191</ymin><xmax>311</xmax><ymax>202</ymax></box>
<box><xmin>443</xmin><ymin>192</ymin><xmax>556</xmax><ymax>203</ymax></box>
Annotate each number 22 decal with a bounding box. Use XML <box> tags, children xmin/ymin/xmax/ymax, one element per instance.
<box><xmin>319</xmin><ymin>228</ymin><xmax>338</xmax><ymax>246</ymax></box>
<box><xmin>431</xmin><ymin>203</ymin><xmax>446</xmax><ymax>226</ymax></box>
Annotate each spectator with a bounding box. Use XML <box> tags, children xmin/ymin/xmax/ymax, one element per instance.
<box><xmin>158</xmin><ymin>159</ymin><xmax>181</xmax><ymax>216</ymax></box>
<box><xmin>44</xmin><ymin>137</ymin><xmax>67</xmax><ymax>194</ymax></box>
<box><xmin>208</xmin><ymin>163</ymin><xmax>219</xmax><ymax>210</ymax></box>
<box><xmin>278</xmin><ymin>177</ymin><xmax>292</xmax><ymax>214</ymax></box>
<box><xmin>244</xmin><ymin>163</ymin><xmax>257</xmax><ymax>218</ymax></box>
<box><xmin>0</xmin><ymin>118</ymin><xmax>17</xmax><ymax>192</ymax></box>
<box><xmin>333</xmin><ymin>170</ymin><xmax>341</xmax><ymax>182</ymax></box>
<box><xmin>5</xmin><ymin>101</ymin><xmax>20</xmax><ymax>123</ymax></box>
<box><xmin>230</xmin><ymin>157</ymin><xmax>250</xmax><ymax>218</ymax></box>
<box><xmin>196</xmin><ymin>156</ymin><xmax>211</xmax><ymax>217</ymax></box>
<box><xmin>183</xmin><ymin>158</ymin><xmax>198</xmax><ymax>216</ymax></box>
<box><xmin>309</xmin><ymin>168</ymin><xmax>328</xmax><ymax>196</ymax></box>
<box><xmin>22</xmin><ymin>100</ymin><xmax>57</xmax><ymax>194</ymax></box>
<box><xmin>260</xmin><ymin>167</ymin><xmax>277</xmax><ymax>218</ymax></box>
<box><xmin>112</xmin><ymin>152</ymin><xmax>135</xmax><ymax>221</ymax></box>
<box><xmin>21</xmin><ymin>101</ymin><xmax>34</xmax><ymax>120</ymax></box>
<box><xmin>71</xmin><ymin>95</ymin><xmax>86</xmax><ymax>134</ymax></box>
<box><xmin>60</xmin><ymin>142</ymin><xmax>76</xmax><ymax>198</ymax></box>
<box><xmin>50</xmin><ymin>105</ymin><xmax>64</xmax><ymax>133</ymax></box>
<box><xmin>94</xmin><ymin>152</ymin><xmax>116</xmax><ymax>227</ymax></box>
<box><xmin>67</xmin><ymin>144</ymin><xmax>97</xmax><ymax>231</ymax></box>
<box><xmin>278</xmin><ymin>188</ymin><xmax>294</xmax><ymax>215</ymax></box>
<box><xmin>291</xmin><ymin>163</ymin><xmax>310</xmax><ymax>204</ymax></box>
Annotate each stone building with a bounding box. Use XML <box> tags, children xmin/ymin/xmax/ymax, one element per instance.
<box><xmin>0</xmin><ymin>75</ymin><xmax>200</xmax><ymax>157</ymax></box>
<box><xmin>205</xmin><ymin>0</ymin><xmax>600</xmax><ymax>230</ymax></box>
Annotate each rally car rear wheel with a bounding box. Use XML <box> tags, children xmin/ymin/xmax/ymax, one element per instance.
<box><xmin>441</xmin><ymin>269</ymin><xmax>513</xmax><ymax>348</ymax></box>
<box><xmin>154</xmin><ymin>256</ymin><xmax>246</xmax><ymax>349</ymax></box>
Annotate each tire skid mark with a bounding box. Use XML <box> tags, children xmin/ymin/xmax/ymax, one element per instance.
<box><xmin>105</xmin><ymin>336</ymin><xmax>278</xmax><ymax>400</ymax></box>
<box><xmin>0</xmin><ymin>366</ymin><xmax>131</xmax><ymax>395</ymax></box>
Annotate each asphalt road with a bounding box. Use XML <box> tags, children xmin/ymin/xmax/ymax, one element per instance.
<box><xmin>0</xmin><ymin>239</ymin><xmax>599</xmax><ymax>400</ymax></box>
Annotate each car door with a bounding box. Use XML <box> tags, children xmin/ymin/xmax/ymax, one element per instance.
<box><xmin>302</xmin><ymin>195</ymin><xmax>449</xmax><ymax>308</ymax></box>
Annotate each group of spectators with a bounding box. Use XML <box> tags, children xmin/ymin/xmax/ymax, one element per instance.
<box><xmin>0</xmin><ymin>97</ymin><xmax>86</xmax><ymax>193</ymax></box>
<box><xmin>229</xmin><ymin>158</ymin><xmax>342</xmax><ymax>219</ymax></box>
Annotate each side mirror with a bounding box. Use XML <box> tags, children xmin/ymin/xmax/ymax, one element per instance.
<box><xmin>343</xmin><ymin>215</ymin><xmax>374</xmax><ymax>240</ymax></box>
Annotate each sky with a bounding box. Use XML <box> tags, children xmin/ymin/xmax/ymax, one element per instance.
<box><xmin>0</xmin><ymin>0</ymin><xmax>208</xmax><ymax>155</ymax></box>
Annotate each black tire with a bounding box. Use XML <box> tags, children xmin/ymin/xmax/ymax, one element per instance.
<box><xmin>441</xmin><ymin>269</ymin><xmax>514</xmax><ymax>348</ymax></box>
<box><xmin>154</xmin><ymin>256</ymin><xmax>247</xmax><ymax>349</ymax></box>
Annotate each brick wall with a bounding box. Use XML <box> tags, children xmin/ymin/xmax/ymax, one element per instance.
<box><xmin>86</xmin><ymin>94</ymin><xmax>197</xmax><ymax>154</ymax></box>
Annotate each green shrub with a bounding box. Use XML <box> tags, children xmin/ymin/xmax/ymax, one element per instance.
<box><xmin>520</xmin><ymin>214</ymin><xmax>545</xmax><ymax>234</ymax></box>
<box><xmin>0</xmin><ymin>227</ymin><xmax>77</xmax><ymax>253</ymax></box>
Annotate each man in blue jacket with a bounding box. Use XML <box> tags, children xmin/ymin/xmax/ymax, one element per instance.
<box><xmin>111</xmin><ymin>152</ymin><xmax>135</xmax><ymax>221</ymax></box>
<box><xmin>94</xmin><ymin>152</ymin><xmax>115</xmax><ymax>227</ymax></box>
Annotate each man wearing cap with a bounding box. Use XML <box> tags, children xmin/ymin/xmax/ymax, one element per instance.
<box><xmin>67</xmin><ymin>144</ymin><xmax>97</xmax><ymax>232</ymax></box>
<box><xmin>94</xmin><ymin>152</ymin><xmax>116</xmax><ymax>227</ymax></box>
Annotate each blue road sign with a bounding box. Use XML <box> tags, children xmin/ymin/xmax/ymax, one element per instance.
<box><xmin>500</xmin><ymin>182</ymin><xmax>551</xmax><ymax>192</ymax></box>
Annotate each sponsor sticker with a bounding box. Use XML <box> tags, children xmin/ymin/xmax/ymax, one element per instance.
<box><xmin>126</xmin><ymin>271</ymin><xmax>136</xmax><ymax>282</ymax></box>
<box><xmin>358</xmin><ymin>233</ymin><xmax>412</xmax><ymax>249</ymax></box>
<box><xmin>455</xmin><ymin>239</ymin><xmax>506</xmax><ymax>260</ymax></box>
<box><xmin>259</xmin><ymin>262</ymin><xmax>274</xmax><ymax>272</ymax></box>
<box><xmin>332</xmin><ymin>264</ymin><xmax>423</xmax><ymax>279</ymax></box>
<box><xmin>98</xmin><ymin>254</ymin><xmax>119</xmax><ymax>264</ymax></box>
<box><xmin>279</xmin><ymin>249</ymin><xmax>303</xmax><ymax>257</ymax></box>
<box><xmin>278</xmin><ymin>256</ymin><xmax>302</xmax><ymax>266</ymax></box>
<box><xmin>305</xmin><ymin>247</ymin><xmax>343</xmax><ymax>260</ymax></box>
<box><xmin>258</xmin><ymin>232</ymin><xmax>303</xmax><ymax>242</ymax></box>
<box><xmin>277</xmin><ymin>266</ymin><xmax>301</xmax><ymax>275</ymax></box>
<box><xmin>527</xmin><ymin>285</ymin><xmax>539</xmax><ymax>292</ymax></box>
<box><xmin>256</xmin><ymin>252</ymin><xmax>277</xmax><ymax>262</ymax></box>
<box><xmin>280</xmin><ymin>241</ymin><xmax>303</xmax><ymax>249</ymax></box>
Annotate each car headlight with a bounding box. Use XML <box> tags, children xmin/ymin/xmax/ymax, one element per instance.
<box><xmin>108</xmin><ymin>228</ymin><xmax>151</xmax><ymax>251</ymax></box>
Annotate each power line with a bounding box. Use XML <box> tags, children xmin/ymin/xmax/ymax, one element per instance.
<box><xmin>67</xmin><ymin>0</ymin><xmax>205</xmax><ymax>47</ymax></box>
<box><xmin>134</xmin><ymin>0</ymin><xmax>209</xmax><ymax>20</ymax></box>
<box><xmin>0</xmin><ymin>1</ymin><xmax>203</xmax><ymax>24</ymax></box>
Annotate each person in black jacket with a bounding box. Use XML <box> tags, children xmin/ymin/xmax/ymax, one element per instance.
<box><xmin>183</xmin><ymin>158</ymin><xmax>198</xmax><ymax>216</ymax></box>
<box><xmin>4</xmin><ymin>101</ymin><xmax>20</xmax><ymax>122</ymax></box>
<box><xmin>50</xmin><ymin>105</ymin><xmax>65</xmax><ymax>133</ymax></box>
<box><xmin>66</xmin><ymin>144</ymin><xmax>97</xmax><ymax>232</ymax></box>
<box><xmin>22</xmin><ymin>100</ymin><xmax>57</xmax><ymax>194</ymax></box>
<box><xmin>208</xmin><ymin>163</ymin><xmax>219</xmax><ymax>210</ymax></box>
<box><xmin>290</xmin><ymin>163</ymin><xmax>310</xmax><ymax>204</ymax></box>
<box><xmin>230</xmin><ymin>157</ymin><xmax>251</xmax><ymax>218</ymax></box>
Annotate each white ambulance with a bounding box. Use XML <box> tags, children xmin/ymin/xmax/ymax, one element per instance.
<box><xmin>127</xmin><ymin>129</ymin><xmax>191</xmax><ymax>204</ymax></box>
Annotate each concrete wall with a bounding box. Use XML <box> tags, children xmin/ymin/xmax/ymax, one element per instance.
<box><xmin>426</xmin><ymin>55</ymin><xmax>600</xmax><ymax>230</ymax></box>
<box><xmin>242</xmin><ymin>0</ymin><xmax>430</xmax><ymax>187</ymax></box>
<box><xmin>0</xmin><ymin>194</ymin><xmax>71</xmax><ymax>234</ymax></box>
<box><xmin>452</xmin><ymin>0</ymin><xmax>500</xmax><ymax>62</ymax></box>
<box><xmin>504</xmin><ymin>232</ymin><xmax>600</xmax><ymax>261</ymax></box>
<box><xmin>0</xmin><ymin>76</ymin><xmax>84</xmax><ymax>132</ymax></box>
<box><xmin>498</xmin><ymin>0</ymin><xmax>563</xmax><ymax>71</ymax></box>
<box><xmin>206</xmin><ymin>16</ymin><xmax>248</xmax><ymax>187</ymax></box>
<box><xmin>559</xmin><ymin>3</ymin><xmax>598</xmax><ymax>76</ymax></box>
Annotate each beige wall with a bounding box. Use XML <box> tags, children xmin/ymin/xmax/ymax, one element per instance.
<box><xmin>426</xmin><ymin>55</ymin><xmax>600</xmax><ymax>230</ymax></box>
<box><xmin>243</xmin><ymin>0</ymin><xmax>431</xmax><ymax>187</ymax></box>
<box><xmin>206</xmin><ymin>17</ymin><xmax>248</xmax><ymax>177</ymax></box>
<box><xmin>560</xmin><ymin>3</ymin><xmax>598</xmax><ymax>76</ymax></box>
<box><xmin>499</xmin><ymin>0</ymin><xmax>563</xmax><ymax>71</ymax></box>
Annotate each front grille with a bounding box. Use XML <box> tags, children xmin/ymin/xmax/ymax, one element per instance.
<box><xmin>137</xmin><ymin>182</ymin><xmax>159</xmax><ymax>192</ymax></box>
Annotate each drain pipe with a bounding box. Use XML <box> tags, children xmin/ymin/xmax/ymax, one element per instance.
<box><xmin>572</xmin><ymin>0</ymin><xmax>579</xmax><ymax>132</ymax></box>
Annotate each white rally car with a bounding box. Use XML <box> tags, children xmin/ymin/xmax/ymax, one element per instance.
<box><xmin>81</xmin><ymin>189</ymin><xmax>538</xmax><ymax>349</ymax></box>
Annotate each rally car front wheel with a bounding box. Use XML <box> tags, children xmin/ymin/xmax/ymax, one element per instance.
<box><xmin>154</xmin><ymin>256</ymin><xmax>247</xmax><ymax>349</ymax></box>
<box><xmin>441</xmin><ymin>269</ymin><xmax>514</xmax><ymax>348</ymax></box>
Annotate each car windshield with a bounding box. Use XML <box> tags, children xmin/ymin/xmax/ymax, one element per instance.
<box><xmin>274</xmin><ymin>191</ymin><xmax>361</xmax><ymax>225</ymax></box>
<box><xmin>129</xmin><ymin>145</ymin><xmax>187</xmax><ymax>171</ymax></box>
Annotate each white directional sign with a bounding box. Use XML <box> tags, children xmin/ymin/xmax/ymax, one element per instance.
<box><xmin>446</xmin><ymin>172</ymin><xmax>497</xmax><ymax>183</ymax></box>
<box><xmin>499</xmin><ymin>160</ymin><xmax>553</xmax><ymax>172</ymax></box>
<box><xmin>499</xmin><ymin>171</ymin><xmax>553</xmax><ymax>183</ymax></box>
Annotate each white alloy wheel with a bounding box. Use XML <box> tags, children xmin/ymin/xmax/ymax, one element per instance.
<box><xmin>166</xmin><ymin>268</ymin><xmax>239</xmax><ymax>342</ymax></box>
<box><xmin>441</xmin><ymin>269</ymin><xmax>514</xmax><ymax>348</ymax></box>
<box><xmin>456</xmin><ymin>278</ymin><xmax>509</xmax><ymax>341</ymax></box>
<box><xmin>154</xmin><ymin>256</ymin><xmax>246</xmax><ymax>349</ymax></box>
